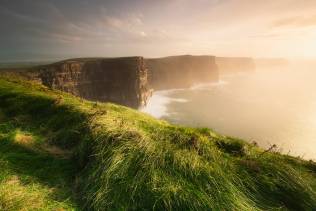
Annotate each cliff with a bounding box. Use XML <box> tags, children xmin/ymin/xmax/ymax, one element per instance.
<box><xmin>25</xmin><ymin>57</ymin><xmax>151</xmax><ymax>108</ymax></box>
<box><xmin>255</xmin><ymin>58</ymin><xmax>289</xmax><ymax>69</ymax></box>
<box><xmin>145</xmin><ymin>55</ymin><xmax>219</xmax><ymax>90</ymax></box>
<box><xmin>216</xmin><ymin>57</ymin><xmax>256</xmax><ymax>74</ymax></box>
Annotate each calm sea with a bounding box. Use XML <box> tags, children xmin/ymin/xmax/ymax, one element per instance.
<box><xmin>141</xmin><ymin>63</ymin><xmax>316</xmax><ymax>160</ymax></box>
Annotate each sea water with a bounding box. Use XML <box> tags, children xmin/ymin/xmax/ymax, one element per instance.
<box><xmin>141</xmin><ymin>63</ymin><xmax>316</xmax><ymax>160</ymax></box>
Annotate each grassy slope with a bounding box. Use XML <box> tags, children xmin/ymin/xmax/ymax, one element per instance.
<box><xmin>0</xmin><ymin>62</ymin><xmax>54</xmax><ymax>71</ymax></box>
<box><xmin>0</xmin><ymin>76</ymin><xmax>315</xmax><ymax>210</ymax></box>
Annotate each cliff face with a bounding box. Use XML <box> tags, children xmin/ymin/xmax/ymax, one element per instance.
<box><xmin>28</xmin><ymin>57</ymin><xmax>151</xmax><ymax>108</ymax></box>
<box><xmin>216</xmin><ymin>57</ymin><xmax>256</xmax><ymax>74</ymax></box>
<box><xmin>255</xmin><ymin>58</ymin><xmax>288</xmax><ymax>69</ymax></box>
<box><xmin>18</xmin><ymin>55</ymin><xmax>219</xmax><ymax>108</ymax></box>
<box><xmin>145</xmin><ymin>55</ymin><xmax>219</xmax><ymax>90</ymax></box>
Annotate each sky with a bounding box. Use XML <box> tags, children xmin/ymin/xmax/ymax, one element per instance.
<box><xmin>1</xmin><ymin>0</ymin><xmax>316</xmax><ymax>61</ymax></box>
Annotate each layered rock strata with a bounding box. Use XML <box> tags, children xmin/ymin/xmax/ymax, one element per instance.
<box><xmin>27</xmin><ymin>57</ymin><xmax>151</xmax><ymax>108</ymax></box>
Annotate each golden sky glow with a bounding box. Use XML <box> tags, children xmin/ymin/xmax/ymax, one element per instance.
<box><xmin>1</xmin><ymin>0</ymin><xmax>316</xmax><ymax>60</ymax></box>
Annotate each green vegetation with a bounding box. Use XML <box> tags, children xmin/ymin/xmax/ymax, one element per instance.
<box><xmin>0</xmin><ymin>75</ymin><xmax>315</xmax><ymax>210</ymax></box>
<box><xmin>0</xmin><ymin>62</ymin><xmax>53</xmax><ymax>71</ymax></box>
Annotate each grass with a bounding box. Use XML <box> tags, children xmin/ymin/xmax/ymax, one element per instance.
<box><xmin>0</xmin><ymin>75</ymin><xmax>315</xmax><ymax>210</ymax></box>
<box><xmin>0</xmin><ymin>112</ymin><xmax>78</xmax><ymax>210</ymax></box>
<box><xmin>0</xmin><ymin>61</ymin><xmax>53</xmax><ymax>71</ymax></box>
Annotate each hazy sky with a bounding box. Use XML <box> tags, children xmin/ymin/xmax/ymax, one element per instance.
<box><xmin>1</xmin><ymin>0</ymin><xmax>316</xmax><ymax>61</ymax></box>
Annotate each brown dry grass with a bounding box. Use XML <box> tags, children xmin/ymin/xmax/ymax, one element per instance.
<box><xmin>0</xmin><ymin>176</ymin><xmax>49</xmax><ymax>211</ymax></box>
<box><xmin>14</xmin><ymin>133</ymin><xmax>34</xmax><ymax>146</ymax></box>
<box><xmin>41</xmin><ymin>143</ymin><xmax>72</xmax><ymax>158</ymax></box>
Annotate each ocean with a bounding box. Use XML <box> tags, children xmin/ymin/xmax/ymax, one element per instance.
<box><xmin>141</xmin><ymin>63</ymin><xmax>316</xmax><ymax>160</ymax></box>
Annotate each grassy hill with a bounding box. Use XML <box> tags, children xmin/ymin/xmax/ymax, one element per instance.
<box><xmin>0</xmin><ymin>62</ymin><xmax>54</xmax><ymax>72</ymax></box>
<box><xmin>0</xmin><ymin>75</ymin><xmax>315</xmax><ymax>210</ymax></box>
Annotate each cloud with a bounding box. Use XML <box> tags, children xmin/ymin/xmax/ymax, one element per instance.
<box><xmin>104</xmin><ymin>16</ymin><xmax>124</xmax><ymax>29</ymax></box>
<box><xmin>139</xmin><ymin>31</ymin><xmax>147</xmax><ymax>37</ymax></box>
<box><xmin>272</xmin><ymin>15</ymin><xmax>316</xmax><ymax>28</ymax></box>
<box><xmin>101</xmin><ymin>8</ymin><xmax>143</xmax><ymax>30</ymax></box>
<box><xmin>0</xmin><ymin>5</ymin><xmax>47</xmax><ymax>24</ymax></box>
<box><xmin>99</xmin><ymin>8</ymin><xmax>148</xmax><ymax>40</ymax></box>
<box><xmin>2</xmin><ymin>0</ymin><xmax>316</xmax><ymax>60</ymax></box>
<box><xmin>31</xmin><ymin>29</ymin><xmax>82</xmax><ymax>43</ymax></box>
<box><xmin>248</xmin><ymin>33</ymin><xmax>282</xmax><ymax>39</ymax></box>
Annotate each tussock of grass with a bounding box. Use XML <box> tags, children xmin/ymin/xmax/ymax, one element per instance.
<box><xmin>0</xmin><ymin>175</ymin><xmax>74</xmax><ymax>211</ymax></box>
<box><xmin>0</xmin><ymin>75</ymin><xmax>315</xmax><ymax>210</ymax></box>
<box><xmin>215</xmin><ymin>137</ymin><xmax>246</xmax><ymax>156</ymax></box>
<box><xmin>0</xmin><ymin>128</ymin><xmax>78</xmax><ymax>210</ymax></box>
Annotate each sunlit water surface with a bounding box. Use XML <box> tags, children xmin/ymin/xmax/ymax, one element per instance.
<box><xmin>141</xmin><ymin>64</ymin><xmax>316</xmax><ymax>160</ymax></box>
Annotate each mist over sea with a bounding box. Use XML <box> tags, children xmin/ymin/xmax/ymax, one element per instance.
<box><xmin>142</xmin><ymin>63</ymin><xmax>316</xmax><ymax>160</ymax></box>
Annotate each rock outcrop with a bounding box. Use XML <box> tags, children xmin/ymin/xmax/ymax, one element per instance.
<box><xmin>216</xmin><ymin>57</ymin><xmax>256</xmax><ymax>74</ymax></box>
<box><xmin>145</xmin><ymin>55</ymin><xmax>219</xmax><ymax>90</ymax></box>
<box><xmin>26</xmin><ymin>57</ymin><xmax>151</xmax><ymax>108</ymax></box>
